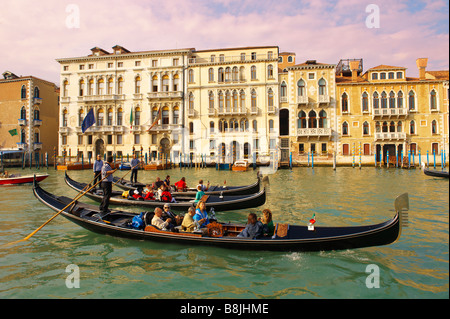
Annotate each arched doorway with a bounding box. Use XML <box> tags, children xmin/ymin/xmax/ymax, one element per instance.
<box><xmin>95</xmin><ymin>139</ymin><xmax>104</xmax><ymax>157</ymax></box>
<box><xmin>279</xmin><ymin>109</ymin><xmax>289</xmax><ymax>136</ymax></box>
<box><xmin>160</xmin><ymin>137</ymin><xmax>171</xmax><ymax>160</ymax></box>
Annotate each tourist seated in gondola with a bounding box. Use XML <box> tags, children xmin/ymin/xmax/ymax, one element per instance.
<box><xmin>153</xmin><ymin>177</ymin><xmax>164</xmax><ymax>190</ymax></box>
<box><xmin>194</xmin><ymin>185</ymin><xmax>205</xmax><ymax>204</ymax></box>
<box><xmin>181</xmin><ymin>207</ymin><xmax>201</xmax><ymax>232</ymax></box>
<box><xmin>143</xmin><ymin>184</ymin><xmax>155</xmax><ymax>200</ymax></box>
<box><xmin>237</xmin><ymin>213</ymin><xmax>266</xmax><ymax>239</ymax></box>
<box><xmin>197</xmin><ymin>179</ymin><xmax>210</xmax><ymax>191</ymax></box>
<box><xmin>162</xmin><ymin>203</ymin><xmax>182</xmax><ymax>226</ymax></box>
<box><xmin>164</xmin><ymin>175</ymin><xmax>171</xmax><ymax>188</ymax></box>
<box><xmin>131</xmin><ymin>189</ymin><xmax>144</xmax><ymax>200</ymax></box>
<box><xmin>160</xmin><ymin>187</ymin><xmax>174</xmax><ymax>203</ymax></box>
<box><xmin>193</xmin><ymin>200</ymin><xmax>209</xmax><ymax>227</ymax></box>
<box><xmin>151</xmin><ymin>207</ymin><xmax>173</xmax><ymax>231</ymax></box>
<box><xmin>260</xmin><ymin>209</ymin><xmax>274</xmax><ymax>237</ymax></box>
<box><xmin>174</xmin><ymin>177</ymin><xmax>187</xmax><ymax>192</ymax></box>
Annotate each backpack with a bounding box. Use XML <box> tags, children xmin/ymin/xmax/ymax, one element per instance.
<box><xmin>131</xmin><ymin>212</ymin><xmax>144</xmax><ymax>230</ymax></box>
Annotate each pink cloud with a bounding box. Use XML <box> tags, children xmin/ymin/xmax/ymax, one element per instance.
<box><xmin>0</xmin><ymin>0</ymin><xmax>447</xmax><ymax>84</ymax></box>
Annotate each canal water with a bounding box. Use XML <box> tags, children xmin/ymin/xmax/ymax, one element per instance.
<box><xmin>0</xmin><ymin>166</ymin><xmax>448</xmax><ymax>299</ymax></box>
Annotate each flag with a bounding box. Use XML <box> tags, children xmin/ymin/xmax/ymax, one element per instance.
<box><xmin>309</xmin><ymin>213</ymin><xmax>316</xmax><ymax>225</ymax></box>
<box><xmin>130</xmin><ymin>108</ymin><xmax>134</xmax><ymax>129</ymax></box>
<box><xmin>8</xmin><ymin>129</ymin><xmax>18</xmax><ymax>136</ymax></box>
<box><xmin>146</xmin><ymin>106</ymin><xmax>162</xmax><ymax>132</ymax></box>
<box><xmin>81</xmin><ymin>108</ymin><xmax>95</xmax><ymax>133</ymax></box>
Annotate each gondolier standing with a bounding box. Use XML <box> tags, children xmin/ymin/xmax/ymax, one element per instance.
<box><xmin>99</xmin><ymin>156</ymin><xmax>115</xmax><ymax>216</ymax></box>
<box><xmin>93</xmin><ymin>154</ymin><xmax>103</xmax><ymax>189</ymax></box>
<box><xmin>130</xmin><ymin>154</ymin><xmax>140</xmax><ymax>184</ymax></box>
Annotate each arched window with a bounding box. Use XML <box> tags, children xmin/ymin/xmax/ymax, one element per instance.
<box><xmin>209</xmin><ymin>92</ymin><xmax>214</xmax><ymax>110</ymax></box>
<box><xmin>280</xmin><ymin>82</ymin><xmax>287</xmax><ymax>97</ymax></box>
<box><xmin>33</xmin><ymin>87</ymin><xmax>40</xmax><ymax>98</ymax></box>
<box><xmin>252</xmin><ymin>119</ymin><xmax>257</xmax><ymax>132</ymax></box>
<box><xmin>225</xmin><ymin>67</ymin><xmax>231</xmax><ymax>82</ymax></box>
<box><xmin>297</xmin><ymin>79</ymin><xmax>305</xmax><ymax>96</ymax></box>
<box><xmin>389</xmin><ymin>91</ymin><xmax>395</xmax><ymax>108</ymax></box>
<box><xmin>97</xmin><ymin>108</ymin><xmax>104</xmax><ymax>126</ymax></box>
<box><xmin>162</xmin><ymin>75</ymin><xmax>169</xmax><ymax>92</ymax></box>
<box><xmin>408</xmin><ymin>90</ymin><xmax>415</xmax><ymax>110</ymax></box>
<box><xmin>20</xmin><ymin>106</ymin><xmax>26</xmax><ymax>120</ymax></box>
<box><xmin>376</xmin><ymin>121</ymin><xmax>381</xmax><ymax>132</ymax></box>
<box><xmin>298</xmin><ymin>111</ymin><xmax>307</xmax><ymax>129</ymax></box>
<box><xmin>233</xmin><ymin>90</ymin><xmax>238</xmax><ymax>112</ymax></box>
<box><xmin>107</xmin><ymin>78</ymin><xmax>114</xmax><ymax>94</ymax></box>
<box><xmin>62</xmin><ymin>109</ymin><xmax>68</xmax><ymax>127</ymax></box>
<box><xmin>33</xmin><ymin>108</ymin><xmax>40</xmax><ymax>120</ymax></box>
<box><xmin>240</xmin><ymin>118</ymin><xmax>249</xmax><ymax>132</ymax></box>
<box><xmin>239</xmin><ymin>90</ymin><xmax>245</xmax><ymax>109</ymax></box>
<box><xmin>218</xmin><ymin>68</ymin><xmax>224</xmax><ymax>82</ymax></box>
<box><xmin>382</xmin><ymin>121</ymin><xmax>388</xmax><ymax>133</ymax></box>
<box><xmin>232</xmin><ymin>67</ymin><xmax>239</xmax><ymax>81</ymax></box>
<box><xmin>431</xmin><ymin>120</ymin><xmax>437</xmax><ymax>134</ymax></box>
<box><xmin>21</xmin><ymin>85</ymin><xmax>27</xmax><ymax>99</ymax></box>
<box><xmin>389</xmin><ymin>121</ymin><xmax>395</xmax><ymax>132</ymax></box>
<box><xmin>107</xmin><ymin>108</ymin><xmax>113</xmax><ymax>125</ymax></box>
<box><xmin>135</xmin><ymin>76</ymin><xmax>141</xmax><ymax>94</ymax></box>
<box><xmin>381</xmin><ymin>91</ymin><xmax>387</xmax><ymax>108</ymax></box>
<box><xmin>152</xmin><ymin>107</ymin><xmax>158</xmax><ymax>123</ymax></box>
<box><xmin>208</xmin><ymin>68</ymin><xmax>214</xmax><ymax>82</ymax></box>
<box><xmin>363</xmin><ymin>121</ymin><xmax>369</xmax><ymax>135</ymax></box>
<box><xmin>162</xmin><ymin>106</ymin><xmax>169</xmax><ymax>125</ymax></box>
<box><xmin>318</xmin><ymin>110</ymin><xmax>327</xmax><ymax>128</ymax></box>
<box><xmin>397</xmin><ymin>91</ymin><xmax>403</xmax><ymax>108</ymax></box>
<box><xmin>373</xmin><ymin>92</ymin><xmax>379</xmax><ymax>108</ymax></box>
<box><xmin>79</xmin><ymin>79</ymin><xmax>85</xmax><ymax>96</ymax></box>
<box><xmin>210</xmin><ymin>121</ymin><xmax>215</xmax><ymax>133</ymax></box>
<box><xmin>239</xmin><ymin>66</ymin><xmax>245</xmax><ymax>81</ymax></box>
<box><xmin>173</xmin><ymin>106</ymin><xmax>179</xmax><ymax>124</ymax></box>
<box><xmin>230</xmin><ymin>118</ymin><xmax>239</xmax><ymax>131</ymax></box>
<box><xmin>152</xmin><ymin>75</ymin><xmax>158</xmax><ymax>92</ymax></box>
<box><xmin>225</xmin><ymin>91</ymin><xmax>231</xmax><ymax>112</ymax></box>
<box><xmin>341</xmin><ymin>92</ymin><xmax>348</xmax><ymax>112</ymax></box>
<box><xmin>308</xmin><ymin>110</ymin><xmax>317</xmax><ymax>128</ymax></box>
<box><xmin>63</xmin><ymin>80</ymin><xmax>68</xmax><ymax>97</ymax></box>
<box><xmin>117</xmin><ymin>77</ymin><xmax>124</xmax><ymax>94</ymax></box>
<box><xmin>251</xmin><ymin>89</ymin><xmax>257</xmax><ymax>109</ymax></box>
<box><xmin>218</xmin><ymin>91</ymin><xmax>224</xmax><ymax>112</ymax></box>
<box><xmin>409</xmin><ymin>120</ymin><xmax>415</xmax><ymax>134</ymax></box>
<box><xmin>342</xmin><ymin>121</ymin><xmax>348</xmax><ymax>135</ymax></box>
<box><xmin>88</xmin><ymin>79</ymin><xmax>94</xmax><ymax>95</ymax></box>
<box><xmin>173</xmin><ymin>74</ymin><xmax>180</xmax><ymax>91</ymax></box>
<box><xmin>134</xmin><ymin>107</ymin><xmax>141</xmax><ymax>125</ymax></box>
<box><xmin>97</xmin><ymin>78</ymin><xmax>104</xmax><ymax>95</ymax></box>
<box><xmin>397</xmin><ymin>121</ymin><xmax>402</xmax><ymax>132</ymax></box>
<box><xmin>362</xmin><ymin>92</ymin><xmax>369</xmax><ymax>112</ymax></box>
<box><xmin>269</xmin><ymin>119</ymin><xmax>274</xmax><ymax>132</ymax></box>
<box><xmin>430</xmin><ymin>90</ymin><xmax>437</xmax><ymax>110</ymax></box>
<box><xmin>20</xmin><ymin>129</ymin><xmax>26</xmax><ymax>143</ymax></box>
<box><xmin>117</xmin><ymin>107</ymin><xmax>123</xmax><ymax>125</ymax></box>
<box><xmin>189</xmin><ymin>92</ymin><xmax>194</xmax><ymax>111</ymax></box>
<box><xmin>251</xmin><ymin>66</ymin><xmax>257</xmax><ymax>80</ymax></box>
<box><xmin>268</xmin><ymin>88</ymin><xmax>274</xmax><ymax>107</ymax></box>
<box><xmin>188</xmin><ymin>69</ymin><xmax>194</xmax><ymax>83</ymax></box>
<box><xmin>318</xmin><ymin>79</ymin><xmax>326</xmax><ymax>95</ymax></box>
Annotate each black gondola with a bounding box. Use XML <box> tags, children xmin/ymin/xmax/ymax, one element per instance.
<box><xmin>423</xmin><ymin>168</ymin><xmax>449</xmax><ymax>178</ymax></box>
<box><xmin>112</xmin><ymin>175</ymin><xmax>262</xmax><ymax>196</ymax></box>
<box><xmin>34</xmin><ymin>180</ymin><xmax>409</xmax><ymax>252</ymax></box>
<box><xmin>64</xmin><ymin>172</ymin><xmax>266</xmax><ymax>212</ymax></box>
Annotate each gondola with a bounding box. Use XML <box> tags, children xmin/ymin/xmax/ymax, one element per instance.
<box><xmin>112</xmin><ymin>175</ymin><xmax>262</xmax><ymax>196</ymax></box>
<box><xmin>423</xmin><ymin>167</ymin><xmax>449</xmax><ymax>178</ymax></box>
<box><xmin>33</xmin><ymin>180</ymin><xmax>409</xmax><ymax>252</ymax></box>
<box><xmin>0</xmin><ymin>173</ymin><xmax>48</xmax><ymax>185</ymax></box>
<box><xmin>64</xmin><ymin>172</ymin><xmax>266</xmax><ymax>212</ymax></box>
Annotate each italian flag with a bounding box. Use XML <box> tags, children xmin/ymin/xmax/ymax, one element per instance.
<box><xmin>129</xmin><ymin>108</ymin><xmax>133</xmax><ymax>129</ymax></box>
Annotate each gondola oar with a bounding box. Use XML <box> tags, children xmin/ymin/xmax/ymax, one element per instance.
<box><xmin>113</xmin><ymin>163</ymin><xmax>140</xmax><ymax>186</ymax></box>
<box><xmin>4</xmin><ymin>169</ymin><xmax>118</xmax><ymax>247</ymax></box>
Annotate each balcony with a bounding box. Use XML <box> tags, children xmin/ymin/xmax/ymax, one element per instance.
<box><xmin>78</xmin><ymin>94</ymin><xmax>125</xmax><ymax>102</ymax></box>
<box><xmin>297</xmin><ymin>96</ymin><xmax>308</xmax><ymax>104</ymax></box>
<box><xmin>33</xmin><ymin>142</ymin><xmax>42</xmax><ymax>150</ymax></box>
<box><xmin>16</xmin><ymin>142</ymin><xmax>27</xmax><ymax>150</ymax></box>
<box><xmin>297</xmin><ymin>127</ymin><xmax>332</xmax><ymax>139</ymax></box>
<box><xmin>267</xmin><ymin>106</ymin><xmax>276</xmax><ymax>114</ymax></box>
<box><xmin>18</xmin><ymin>119</ymin><xmax>27</xmax><ymax>126</ymax></box>
<box><xmin>147</xmin><ymin>91</ymin><xmax>183</xmax><ymax>100</ymax></box>
<box><xmin>375</xmin><ymin>132</ymin><xmax>406</xmax><ymax>141</ymax></box>
<box><xmin>372</xmin><ymin>107</ymin><xmax>408</xmax><ymax>119</ymax></box>
<box><xmin>130</xmin><ymin>125</ymin><xmax>143</xmax><ymax>133</ymax></box>
<box><xmin>317</xmin><ymin>95</ymin><xmax>330</xmax><ymax>104</ymax></box>
<box><xmin>33</xmin><ymin>97</ymin><xmax>42</xmax><ymax>105</ymax></box>
<box><xmin>208</xmin><ymin>108</ymin><xmax>216</xmax><ymax>116</ymax></box>
<box><xmin>60</xmin><ymin>97</ymin><xmax>70</xmax><ymax>103</ymax></box>
<box><xmin>33</xmin><ymin>119</ymin><xmax>42</xmax><ymax>126</ymax></box>
<box><xmin>250</xmin><ymin>107</ymin><xmax>259</xmax><ymax>115</ymax></box>
<box><xmin>188</xmin><ymin>109</ymin><xmax>196</xmax><ymax>117</ymax></box>
<box><xmin>59</xmin><ymin>127</ymin><xmax>70</xmax><ymax>134</ymax></box>
<box><xmin>280</xmin><ymin>96</ymin><xmax>288</xmax><ymax>103</ymax></box>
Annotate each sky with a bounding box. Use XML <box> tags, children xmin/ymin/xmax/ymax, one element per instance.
<box><xmin>0</xmin><ymin>0</ymin><xmax>448</xmax><ymax>85</ymax></box>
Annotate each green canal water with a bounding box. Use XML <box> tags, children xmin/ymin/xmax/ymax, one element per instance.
<box><xmin>0</xmin><ymin>166</ymin><xmax>448</xmax><ymax>299</ymax></box>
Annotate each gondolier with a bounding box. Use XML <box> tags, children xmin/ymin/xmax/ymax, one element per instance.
<box><xmin>130</xmin><ymin>154</ymin><xmax>140</xmax><ymax>184</ymax></box>
<box><xmin>99</xmin><ymin>156</ymin><xmax>115</xmax><ymax>216</ymax></box>
<box><xmin>93</xmin><ymin>154</ymin><xmax>103</xmax><ymax>189</ymax></box>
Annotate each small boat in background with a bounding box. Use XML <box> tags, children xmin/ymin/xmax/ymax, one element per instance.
<box><xmin>232</xmin><ymin>160</ymin><xmax>249</xmax><ymax>172</ymax></box>
<box><xmin>421</xmin><ymin>162</ymin><xmax>449</xmax><ymax>178</ymax></box>
<box><xmin>119</xmin><ymin>162</ymin><xmax>131</xmax><ymax>170</ymax></box>
<box><xmin>0</xmin><ymin>173</ymin><xmax>49</xmax><ymax>185</ymax></box>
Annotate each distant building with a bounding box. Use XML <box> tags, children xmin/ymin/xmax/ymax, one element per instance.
<box><xmin>0</xmin><ymin>71</ymin><xmax>59</xmax><ymax>163</ymax></box>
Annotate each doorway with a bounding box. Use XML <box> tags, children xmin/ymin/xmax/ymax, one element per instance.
<box><xmin>279</xmin><ymin>109</ymin><xmax>289</xmax><ymax>136</ymax></box>
<box><xmin>95</xmin><ymin>139</ymin><xmax>104</xmax><ymax>157</ymax></box>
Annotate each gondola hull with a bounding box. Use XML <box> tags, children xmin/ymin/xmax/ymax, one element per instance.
<box><xmin>65</xmin><ymin>172</ymin><xmax>266</xmax><ymax>212</ymax></box>
<box><xmin>112</xmin><ymin>176</ymin><xmax>261</xmax><ymax>196</ymax></box>
<box><xmin>0</xmin><ymin>174</ymin><xmax>48</xmax><ymax>185</ymax></box>
<box><xmin>423</xmin><ymin>168</ymin><xmax>449</xmax><ymax>178</ymax></box>
<box><xmin>33</xmin><ymin>180</ymin><xmax>407</xmax><ymax>252</ymax></box>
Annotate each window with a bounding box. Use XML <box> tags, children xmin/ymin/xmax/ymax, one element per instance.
<box><xmin>107</xmin><ymin>135</ymin><xmax>113</xmax><ymax>145</ymax></box>
<box><xmin>189</xmin><ymin>93</ymin><xmax>194</xmax><ymax>111</ymax></box>
<box><xmin>62</xmin><ymin>109</ymin><xmax>68</xmax><ymax>127</ymax></box>
<box><xmin>78</xmin><ymin>135</ymin><xmax>83</xmax><ymax>145</ymax></box>
<box><xmin>240</xmin><ymin>53</ymin><xmax>246</xmax><ymax>61</ymax></box>
<box><xmin>188</xmin><ymin>69</ymin><xmax>194</xmax><ymax>83</ymax></box>
<box><xmin>251</xmin><ymin>52</ymin><xmax>257</xmax><ymax>60</ymax></box>
<box><xmin>342</xmin><ymin>122</ymin><xmax>348</xmax><ymax>135</ymax></box>
<box><xmin>397</xmin><ymin>91</ymin><xmax>403</xmax><ymax>108</ymax></box>
<box><xmin>373</xmin><ymin>92</ymin><xmax>379</xmax><ymax>108</ymax></box>
<box><xmin>372</xmin><ymin>73</ymin><xmax>378</xmax><ymax>80</ymax></box>
<box><xmin>20</xmin><ymin>106</ymin><xmax>26</xmax><ymax>120</ymax></box>
<box><xmin>251</xmin><ymin>66</ymin><xmax>257</xmax><ymax>80</ymax></box>
<box><xmin>209</xmin><ymin>92</ymin><xmax>214</xmax><ymax>110</ymax></box>
<box><xmin>362</xmin><ymin>92</ymin><xmax>369</xmax><ymax>112</ymax></box>
<box><xmin>218</xmin><ymin>91</ymin><xmax>224</xmax><ymax>112</ymax></box>
<box><xmin>230</xmin><ymin>118</ymin><xmax>239</xmax><ymax>131</ymax></box>
<box><xmin>288</xmin><ymin>56</ymin><xmax>293</xmax><ymax>63</ymax></box>
<box><xmin>297</xmin><ymin>79</ymin><xmax>305</xmax><ymax>96</ymax></box>
<box><xmin>162</xmin><ymin>75</ymin><xmax>169</xmax><ymax>91</ymax></box>
<box><xmin>135</xmin><ymin>61</ymin><xmax>141</xmax><ymax>67</ymax></box>
<box><xmin>268</xmin><ymin>89</ymin><xmax>274</xmax><ymax>107</ymax></box>
<box><xmin>134</xmin><ymin>107</ymin><xmax>141</xmax><ymax>125</ymax></box>
<box><xmin>389</xmin><ymin>91</ymin><xmax>395</xmax><ymax>108</ymax></box>
<box><xmin>152</xmin><ymin>60</ymin><xmax>157</xmax><ymax>67</ymax></box>
<box><xmin>363</xmin><ymin>121</ymin><xmax>369</xmax><ymax>135</ymax></box>
<box><xmin>107</xmin><ymin>108</ymin><xmax>113</xmax><ymax>125</ymax></box>
<box><xmin>240</xmin><ymin>118</ymin><xmax>249</xmax><ymax>132</ymax></box>
<box><xmin>88</xmin><ymin>79</ymin><xmax>94</xmax><ymax>95</ymax></box>
<box><xmin>233</xmin><ymin>90</ymin><xmax>238</xmax><ymax>111</ymax></box>
<box><xmin>308</xmin><ymin>110</ymin><xmax>317</xmax><ymax>128</ymax></box>
<box><xmin>252</xmin><ymin>119</ymin><xmax>257</xmax><ymax>132</ymax></box>
<box><xmin>218</xmin><ymin>68</ymin><xmax>224</xmax><ymax>82</ymax></box>
<box><xmin>240</xmin><ymin>90</ymin><xmax>245</xmax><ymax>109</ymax></box>
<box><xmin>219</xmin><ymin>54</ymin><xmax>225</xmax><ymax>62</ymax></box>
<box><xmin>97</xmin><ymin>78</ymin><xmax>104</xmax><ymax>95</ymax></box>
<box><xmin>267</xmin><ymin>64</ymin><xmax>274</xmax><ymax>78</ymax></box>
<box><xmin>381</xmin><ymin>91</ymin><xmax>387</xmax><ymax>108</ymax></box>
<box><xmin>107</xmin><ymin>78</ymin><xmax>113</xmax><ymax>94</ymax></box>
<box><xmin>162</xmin><ymin>107</ymin><xmax>169</xmax><ymax>125</ymax></box>
<box><xmin>210</xmin><ymin>55</ymin><xmax>215</xmax><ymax>62</ymax></box>
<box><xmin>78</xmin><ymin>109</ymin><xmax>84</xmax><ymax>126</ymax></box>
<box><xmin>88</xmin><ymin>64</ymin><xmax>94</xmax><ymax>69</ymax></box>
<box><xmin>189</xmin><ymin>122</ymin><xmax>194</xmax><ymax>134</ymax></box>
<box><xmin>341</xmin><ymin>92</ymin><xmax>348</xmax><ymax>112</ymax></box>
<box><xmin>430</xmin><ymin>90</ymin><xmax>437</xmax><ymax>110</ymax></box>
<box><xmin>117</xmin><ymin>108</ymin><xmax>123</xmax><ymax>125</ymax></box>
<box><xmin>173</xmin><ymin>58</ymin><xmax>179</xmax><ymax>66</ymax></box>
<box><xmin>318</xmin><ymin>79</ymin><xmax>326</xmax><ymax>95</ymax></box>
<box><xmin>382</xmin><ymin>121</ymin><xmax>388</xmax><ymax>133</ymax></box>
<box><xmin>33</xmin><ymin>87</ymin><xmax>40</xmax><ymax>98</ymax></box>
<box><xmin>210</xmin><ymin>121</ymin><xmax>215</xmax><ymax>133</ymax></box>
<box><xmin>225</xmin><ymin>91</ymin><xmax>231</xmax><ymax>112</ymax></box>
<box><xmin>251</xmin><ymin>90</ymin><xmax>257</xmax><ymax>110</ymax></box>
<box><xmin>268</xmin><ymin>51</ymin><xmax>273</xmax><ymax>59</ymax></box>
<box><xmin>118</xmin><ymin>62</ymin><xmax>123</xmax><ymax>68</ymax></box>
<box><xmin>107</xmin><ymin>63</ymin><xmax>113</xmax><ymax>68</ymax></box>
<box><xmin>318</xmin><ymin>110</ymin><xmax>327</xmax><ymax>128</ymax></box>
<box><xmin>79</xmin><ymin>80</ymin><xmax>85</xmax><ymax>96</ymax></box>
<box><xmin>173</xmin><ymin>106</ymin><xmax>179</xmax><ymax>124</ymax></box>
<box><xmin>79</xmin><ymin>65</ymin><xmax>85</xmax><ymax>70</ymax></box>
<box><xmin>208</xmin><ymin>68</ymin><xmax>214</xmax><ymax>82</ymax></box>
<box><xmin>232</xmin><ymin>67</ymin><xmax>238</xmax><ymax>81</ymax></box>
<box><xmin>225</xmin><ymin>67</ymin><xmax>231</xmax><ymax>82</ymax></box>
<box><xmin>410</xmin><ymin>120</ymin><xmax>415</xmax><ymax>134</ymax></box>
<box><xmin>63</xmin><ymin>80</ymin><xmax>68</xmax><ymax>97</ymax></box>
<box><xmin>388</xmin><ymin>72</ymin><xmax>395</xmax><ymax>79</ymax></box>
<box><xmin>321</xmin><ymin>143</ymin><xmax>327</xmax><ymax>154</ymax></box>
<box><xmin>397</xmin><ymin>121</ymin><xmax>402</xmax><ymax>132</ymax></box>
<box><xmin>380</xmin><ymin>72</ymin><xmax>386</xmax><ymax>79</ymax></box>
<box><xmin>117</xmin><ymin>77</ymin><xmax>124</xmax><ymax>94</ymax></box>
<box><xmin>152</xmin><ymin>75</ymin><xmax>158</xmax><ymax>92</ymax></box>
<box><xmin>117</xmin><ymin>135</ymin><xmax>123</xmax><ymax>144</ymax></box>
<box><xmin>269</xmin><ymin>119</ymin><xmax>274</xmax><ymax>132</ymax></box>
<box><xmin>431</xmin><ymin>120</ymin><xmax>437</xmax><ymax>134</ymax></box>
<box><xmin>135</xmin><ymin>76</ymin><xmax>141</xmax><ymax>94</ymax></box>
<box><xmin>308</xmin><ymin>73</ymin><xmax>315</xmax><ymax>80</ymax></box>
<box><xmin>389</xmin><ymin>121</ymin><xmax>395</xmax><ymax>132</ymax></box>
<box><xmin>97</xmin><ymin>108</ymin><xmax>104</xmax><ymax>126</ymax></box>
<box><xmin>134</xmin><ymin>134</ymin><xmax>140</xmax><ymax>144</ymax></box>
<box><xmin>239</xmin><ymin>66</ymin><xmax>245</xmax><ymax>81</ymax></box>
<box><xmin>280</xmin><ymin>82</ymin><xmax>287</xmax><ymax>97</ymax></box>
<box><xmin>408</xmin><ymin>90</ymin><xmax>415</xmax><ymax>110</ymax></box>
<box><xmin>396</xmin><ymin>72</ymin><xmax>403</xmax><ymax>79</ymax></box>
<box><xmin>173</xmin><ymin>74</ymin><xmax>179</xmax><ymax>91</ymax></box>
<box><xmin>298</xmin><ymin>111</ymin><xmax>307</xmax><ymax>128</ymax></box>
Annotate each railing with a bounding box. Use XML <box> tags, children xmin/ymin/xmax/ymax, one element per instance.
<box><xmin>374</xmin><ymin>132</ymin><xmax>406</xmax><ymax>140</ymax></box>
<box><xmin>188</xmin><ymin>53</ymin><xmax>275</xmax><ymax>65</ymax></box>
<box><xmin>78</xmin><ymin>94</ymin><xmax>125</xmax><ymax>102</ymax></box>
<box><xmin>297</xmin><ymin>96</ymin><xmax>308</xmax><ymax>104</ymax></box>
<box><xmin>318</xmin><ymin>95</ymin><xmax>330</xmax><ymax>103</ymax></box>
<box><xmin>372</xmin><ymin>107</ymin><xmax>408</xmax><ymax>117</ymax></box>
<box><xmin>147</xmin><ymin>91</ymin><xmax>183</xmax><ymax>99</ymax></box>
<box><xmin>18</xmin><ymin>119</ymin><xmax>27</xmax><ymax>126</ymax></box>
<box><xmin>33</xmin><ymin>97</ymin><xmax>42</xmax><ymax>105</ymax></box>
<box><xmin>33</xmin><ymin>119</ymin><xmax>42</xmax><ymax>126</ymax></box>
<box><xmin>33</xmin><ymin>142</ymin><xmax>42</xmax><ymax>150</ymax></box>
<box><xmin>297</xmin><ymin>127</ymin><xmax>332</xmax><ymax>137</ymax></box>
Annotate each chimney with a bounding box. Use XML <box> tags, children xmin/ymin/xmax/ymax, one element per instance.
<box><xmin>416</xmin><ymin>58</ymin><xmax>428</xmax><ymax>80</ymax></box>
<box><xmin>349</xmin><ymin>60</ymin><xmax>360</xmax><ymax>82</ymax></box>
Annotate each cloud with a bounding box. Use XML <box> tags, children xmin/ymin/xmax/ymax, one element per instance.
<box><xmin>0</xmin><ymin>0</ymin><xmax>447</xmax><ymax>84</ymax></box>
